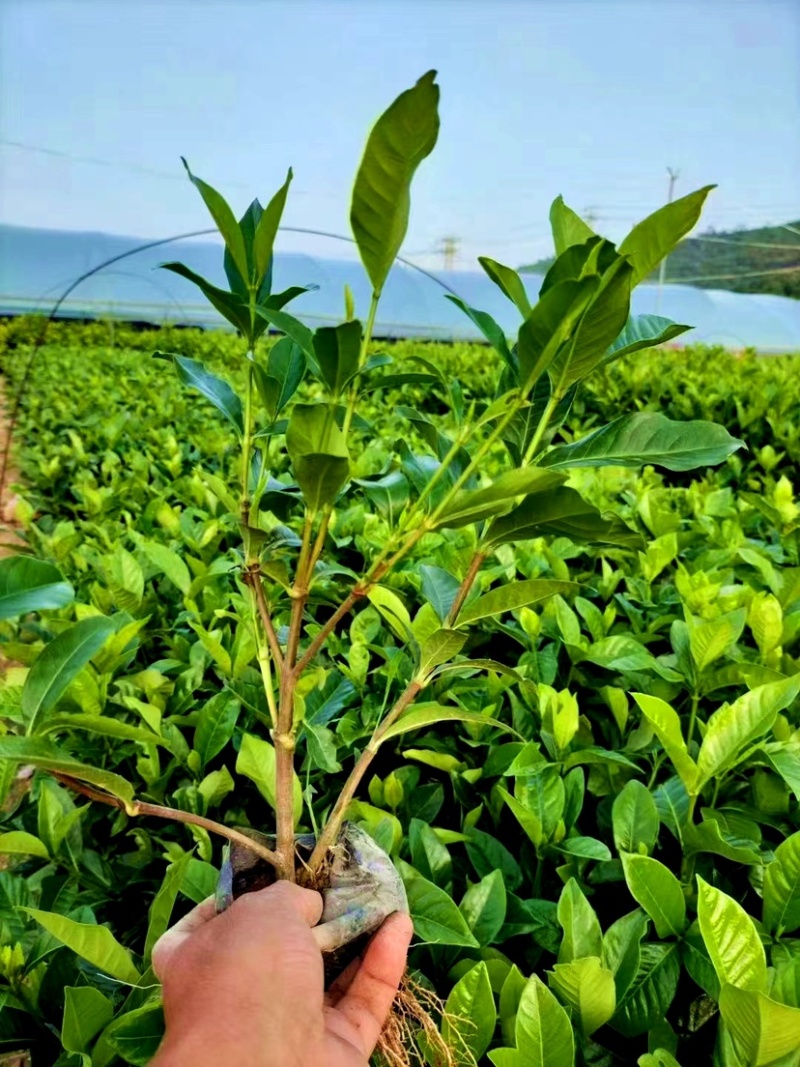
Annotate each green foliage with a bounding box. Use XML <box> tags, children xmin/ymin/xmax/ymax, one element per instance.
<box><xmin>1</xmin><ymin>72</ymin><xmax>800</xmax><ymax>1067</ymax></box>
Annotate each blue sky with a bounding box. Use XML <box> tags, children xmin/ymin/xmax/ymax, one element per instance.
<box><xmin>1</xmin><ymin>0</ymin><xmax>798</xmax><ymax>270</ymax></box>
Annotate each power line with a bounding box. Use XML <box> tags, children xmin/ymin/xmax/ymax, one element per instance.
<box><xmin>675</xmin><ymin>265</ymin><xmax>799</xmax><ymax>282</ymax></box>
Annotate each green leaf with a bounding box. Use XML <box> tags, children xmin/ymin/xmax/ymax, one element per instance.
<box><xmin>601</xmin><ymin>314</ymin><xmax>691</xmax><ymax>366</ymax></box>
<box><xmin>460</xmin><ymin>870</ymin><xmax>507</xmax><ymax>947</ymax></box>
<box><xmin>194</xmin><ymin>692</ymin><xmax>240</xmax><ymax>769</ymax></box>
<box><xmin>157</xmin><ymin>354</ymin><xmax>243</xmax><ymax>436</ymax></box>
<box><xmin>618</xmin><ymin>185</ymin><xmax>716</xmax><ymax>285</ymax></box>
<box><xmin>417</xmin><ymin>629</ymin><xmax>467</xmax><ymax>677</ymax></box>
<box><xmin>138</xmin><ymin>539</ymin><xmax>192</xmax><ymax>594</ymax></box>
<box><xmin>443</xmin><ymin>961</ymin><xmax>497</xmax><ymax>1064</ymax></box>
<box><xmin>621</xmin><ymin>854</ymin><xmax>686</xmax><ymax>938</ymax></box>
<box><xmin>486</xmin><ymin>487</ymin><xmax>640</xmax><ymax>548</ymax></box>
<box><xmin>557</xmin><ymin>877</ymin><xmax>603</xmax><ymax>963</ymax></box>
<box><xmin>0</xmin><ymin>735</ymin><xmax>135</xmax><ymax>804</ymax></box>
<box><xmin>632</xmin><ymin>693</ymin><xmax>698</xmax><ymax>794</ymax></box>
<box><xmin>0</xmin><ymin>831</ymin><xmax>49</xmax><ymax>858</ymax></box>
<box><xmin>313</xmin><ymin>320</ymin><xmax>363</xmax><ymax>395</ymax></box>
<box><xmin>696</xmin><ymin>876</ymin><xmax>767</xmax><ymax>993</ymax></box>
<box><xmin>603</xmin><ymin>909</ymin><xmax>649</xmax><ymax>1001</ymax></box>
<box><xmin>41</xmin><ymin>714</ymin><xmax>170</xmax><ymax>748</ymax></box>
<box><xmin>23</xmin><ymin>617</ymin><xmax>116</xmax><ymax>734</ymax></box>
<box><xmin>101</xmin><ymin>1001</ymin><xmax>165</xmax><ymax>1067</ymax></box>
<box><xmin>541</xmin><ymin>412</ymin><xmax>743</xmax><ymax>472</ymax></box>
<box><xmin>479</xmin><ymin>257</ymin><xmax>532</xmax><ymax>317</ymax></box>
<box><xmin>697</xmin><ymin>676</ymin><xmax>800</xmax><ymax>787</ymax></box>
<box><xmin>62</xmin><ymin>986</ymin><xmax>114</xmax><ymax>1054</ymax></box>
<box><xmin>638</xmin><ymin>1051</ymin><xmax>682</xmax><ymax>1067</ymax></box>
<box><xmin>235</xmin><ymin>732</ymin><xmax>302</xmax><ymax>826</ymax></box>
<box><xmin>549</xmin><ymin>956</ymin><xmax>616</xmax><ymax>1037</ymax></box>
<box><xmin>445</xmin><ymin>295</ymin><xmax>514</xmax><ymax>365</ymax></box>
<box><xmin>683</xmin><ymin>818</ymin><xmax>762</xmax><ymax>866</ymax></box>
<box><xmin>409</xmin><ymin>819</ymin><xmax>451</xmax><ymax>887</ymax></box>
<box><xmin>612</xmin><ymin>780</ymin><xmax>659</xmax><ymax>856</ymax></box>
<box><xmin>144</xmin><ymin>854</ymin><xmax>192</xmax><ymax>963</ymax></box>
<box><xmin>253</xmin><ymin>168</ymin><xmax>293</xmax><ymax>281</ymax></box>
<box><xmin>351</xmin><ymin>70</ymin><xmax>440</xmax><ymax>293</ymax></box>
<box><xmin>286</xmin><ymin>403</ymin><xmax>350</xmax><ymax>512</ymax></box>
<box><xmin>499</xmin><ymin>965</ymin><xmax>528</xmax><ymax>1047</ymax></box>
<box><xmin>0</xmin><ymin>556</ymin><xmax>74</xmax><ymax>619</ymax></box>
<box><xmin>687</xmin><ymin>608</ymin><xmax>747</xmax><ymax>674</ymax></box>
<box><xmin>718</xmin><ymin>984</ymin><xmax>800</xmax><ymax>1067</ymax></box>
<box><xmin>763</xmin><ymin>830</ymin><xmax>800</xmax><ymax>937</ymax></box>
<box><xmin>182</xmin><ymin>158</ymin><xmax>249</xmax><ymax>286</ymax></box>
<box><xmin>515</xmin><ymin>974</ymin><xmax>575</xmax><ymax>1067</ymax></box>
<box><xmin>457</xmin><ymin>579</ymin><xmax>577</xmax><ymax>626</ymax></box>
<box><xmin>254</xmin><ymin>337</ymin><xmax>307</xmax><ymax>419</ymax></box>
<box><xmin>420</xmin><ymin>565</ymin><xmax>461</xmax><ymax>623</ymax></box>
<box><xmin>252</xmin><ymin>305</ymin><xmax>315</xmax><ymax>358</ymax></box>
<box><xmin>402</xmin><ymin>868</ymin><xmax>479</xmax><ymax>948</ymax></box>
<box><xmin>611</xmin><ymin>943</ymin><xmax>680</xmax><ymax>1038</ymax></box>
<box><xmin>158</xmin><ymin>263</ymin><xmax>249</xmax><ymax>334</ymax></box>
<box><xmin>379</xmin><ymin>704</ymin><xmax>508</xmax><ymax>743</ymax></box>
<box><xmin>550</xmin><ymin>196</ymin><xmax>596</xmax><ymax>256</ymax></box>
<box><xmin>498</xmin><ymin>785</ymin><xmax>544</xmax><ymax>850</ymax></box>
<box><xmin>517</xmin><ymin>277</ymin><xmax>598</xmax><ymax>387</ymax></box>
<box><xmin>23</xmin><ymin>908</ymin><xmax>141</xmax><ymax>984</ymax></box>
<box><xmin>435</xmin><ymin>468</ymin><xmax>567</xmax><ymax>530</ymax></box>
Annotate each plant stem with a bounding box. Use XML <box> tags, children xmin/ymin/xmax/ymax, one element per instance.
<box><xmin>241</xmin><ymin>360</ymin><xmax>254</xmax><ymax>532</ymax></box>
<box><xmin>246</xmin><ymin>568</ymin><xmax>284</xmax><ymax>671</ymax></box>
<box><xmin>522</xmin><ymin>392</ymin><xmax>560</xmax><ymax>466</ymax></box>
<box><xmin>306</xmin><ymin>679</ymin><xmax>423</xmax><ymax>874</ymax></box>
<box><xmin>53</xmin><ymin>773</ymin><xmax>280</xmax><ymax>867</ymax></box>
<box><xmin>342</xmin><ymin>290</ymin><xmax>380</xmax><ymax>439</ymax></box>
<box><xmin>687</xmin><ymin>691</ymin><xmax>700</xmax><ymax>748</ymax></box>
<box><xmin>447</xmin><ymin>551</ymin><xmax>486</xmax><ymax>625</ymax></box>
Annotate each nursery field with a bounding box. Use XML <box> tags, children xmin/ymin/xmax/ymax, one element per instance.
<box><xmin>0</xmin><ymin>316</ymin><xmax>799</xmax><ymax>1066</ymax></box>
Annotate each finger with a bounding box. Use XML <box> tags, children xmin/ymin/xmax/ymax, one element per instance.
<box><xmin>151</xmin><ymin>896</ymin><xmax>218</xmax><ymax>978</ymax></box>
<box><xmin>326</xmin><ymin>954</ymin><xmax>361</xmax><ymax>1007</ymax></box>
<box><xmin>233</xmin><ymin>881</ymin><xmax>323</xmax><ymax>929</ymax></box>
<box><xmin>332</xmin><ymin>912</ymin><xmax>413</xmax><ymax>1056</ymax></box>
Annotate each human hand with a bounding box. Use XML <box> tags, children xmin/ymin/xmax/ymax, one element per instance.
<box><xmin>149</xmin><ymin>881</ymin><xmax>413</xmax><ymax>1067</ymax></box>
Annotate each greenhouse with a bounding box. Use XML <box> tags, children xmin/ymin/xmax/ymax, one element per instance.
<box><xmin>2</xmin><ymin>222</ymin><xmax>798</xmax><ymax>351</ymax></box>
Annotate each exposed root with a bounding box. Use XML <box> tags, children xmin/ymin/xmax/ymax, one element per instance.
<box><xmin>375</xmin><ymin>971</ymin><xmax>476</xmax><ymax>1067</ymax></box>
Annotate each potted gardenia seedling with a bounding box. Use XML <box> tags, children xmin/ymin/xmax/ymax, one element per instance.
<box><xmin>0</xmin><ymin>70</ymin><xmax>742</xmax><ymax>1064</ymax></box>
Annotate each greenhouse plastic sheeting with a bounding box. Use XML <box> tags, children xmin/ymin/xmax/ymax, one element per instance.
<box><xmin>1</xmin><ymin>223</ymin><xmax>798</xmax><ymax>352</ymax></box>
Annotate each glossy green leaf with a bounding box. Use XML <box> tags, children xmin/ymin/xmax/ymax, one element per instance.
<box><xmin>621</xmin><ymin>854</ymin><xmax>686</xmax><ymax>938</ymax></box>
<box><xmin>235</xmin><ymin>732</ymin><xmax>302</xmax><ymax>826</ymax></box>
<box><xmin>603</xmin><ymin>909</ymin><xmax>649</xmax><ymax>1001</ymax></box>
<box><xmin>409</xmin><ymin>819</ymin><xmax>451</xmax><ymax>887</ymax></box>
<box><xmin>286</xmin><ymin>403</ymin><xmax>350</xmax><ymax>512</ymax></box>
<box><xmin>696</xmin><ymin>876</ymin><xmax>767</xmax><ymax>993</ymax></box>
<box><xmin>548</xmin><ymin>956</ymin><xmax>616</xmax><ymax>1037</ymax></box>
<box><xmin>479</xmin><ymin>257</ymin><xmax>532</xmax><ymax>317</ymax></box>
<box><xmin>541</xmin><ymin>412</ymin><xmax>743</xmax><ymax>471</ymax></box>
<box><xmin>254</xmin><ymin>337</ymin><xmax>307</xmax><ymax>420</ymax></box>
<box><xmin>612</xmin><ymin>781</ymin><xmax>659</xmax><ymax>855</ymax></box>
<box><xmin>417</xmin><ymin>629</ymin><xmax>467</xmax><ymax>677</ymax></box>
<box><xmin>0</xmin><ymin>556</ymin><xmax>74</xmax><ymax>619</ymax></box>
<box><xmin>419</xmin><ymin>565</ymin><xmax>461</xmax><ymax>622</ymax></box>
<box><xmin>101</xmin><ymin>1000</ymin><xmax>165</xmax><ymax>1066</ymax></box>
<box><xmin>633</xmin><ymin>693</ymin><xmax>698</xmax><ymax>794</ymax></box>
<box><xmin>601</xmin><ymin>314</ymin><xmax>691</xmax><ymax>366</ymax></box>
<box><xmin>313</xmin><ymin>320</ymin><xmax>363</xmax><ymax>395</ymax></box>
<box><xmin>158</xmin><ymin>263</ymin><xmax>249</xmax><ymax>334</ymax></box>
<box><xmin>687</xmin><ymin>608</ymin><xmax>747</xmax><ymax>674</ymax></box>
<box><xmin>460</xmin><ymin>870</ymin><xmax>507</xmax><ymax>947</ymax></box>
<box><xmin>550</xmin><ymin>196</ymin><xmax>596</xmax><ymax>256</ymax></box>
<box><xmin>253</xmin><ymin>168</ymin><xmax>292</xmax><ymax>281</ymax></box>
<box><xmin>138</xmin><ymin>539</ymin><xmax>191</xmax><ymax>594</ymax></box>
<box><xmin>23</xmin><ymin>617</ymin><xmax>116</xmax><ymax>734</ymax></box>
<box><xmin>158</xmin><ymin>354</ymin><xmax>243</xmax><ymax>436</ymax></box>
<box><xmin>611</xmin><ymin>943</ymin><xmax>681</xmax><ymax>1038</ymax></box>
<box><xmin>181</xmin><ymin>158</ymin><xmax>249</xmax><ymax>285</ymax></box>
<box><xmin>144</xmin><ymin>854</ymin><xmax>192</xmax><ymax>963</ymax></box>
<box><xmin>763</xmin><ymin>830</ymin><xmax>800</xmax><ymax>937</ymax></box>
<box><xmin>457</xmin><ymin>579</ymin><xmax>577</xmax><ymax>626</ymax></box>
<box><xmin>351</xmin><ymin>71</ymin><xmax>440</xmax><ymax>293</ymax></box>
<box><xmin>0</xmin><ymin>735</ymin><xmax>135</xmax><ymax>804</ymax></box>
<box><xmin>618</xmin><ymin>185</ymin><xmax>716</xmax><ymax>285</ymax></box>
<box><xmin>718</xmin><ymin>984</ymin><xmax>800</xmax><ymax>1066</ymax></box>
<box><xmin>443</xmin><ymin>961</ymin><xmax>497</xmax><ymax>1063</ymax></box>
<box><xmin>435</xmin><ymin>468</ymin><xmax>566</xmax><ymax>530</ymax></box>
<box><xmin>486</xmin><ymin>486</ymin><xmax>640</xmax><ymax>548</ymax></box>
<box><xmin>380</xmin><ymin>704</ymin><xmax>507</xmax><ymax>742</ymax></box>
<box><xmin>23</xmin><ymin>908</ymin><xmax>141</xmax><ymax>984</ymax></box>
<box><xmin>194</xmin><ymin>692</ymin><xmax>240</xmax><ymax>768</ymax></box>
<box><xmin>445</xmin><ymin>295</ymin><xmax>514</xmax><ymax>365</ymax></box>
<box><xmin>638</xmin><ymin>1051</ymin><xmax>682</xmax><ymax>1067</ymax></box>
<box><xmin>252</xmin><ymin>305</ymin><xmax>315</xmax><ymax>358</ymax></box>
<box><xmin>557</xmin><ymin>877</ymin><xmax>603</xmax><ymax>963</ymax></box>
<box><xmin>517</xmin><ymin>277</ymin><xmax>598</xmax><ymax>388</ymax></box>
<box><xmin>697</xmin><ymin>676</ymin><xmax>800</xmax><ymax>787</ymax></box>
<box><xmin>62</xmin><ymin>986</ymin><xmax>114</xmax><ymax>1055</ymax></box>
<box><xmin>515</xmin><ymin>974</ymin><xmax>575</xmax><ymax>1067</ymax></box>
<box><xmin>41</xmin><ymin>714</ymin><xmax>169</xmax><ymax>748</ymax></box>
<box><xmin>0</xmin><ymin>830</ymin><xmax>49</xmax><ymax>858</ymax></box>
<box><xmin>402</xmin><ymin>868</ymin><xmax>479</xmax><ymax>948</ymax></box>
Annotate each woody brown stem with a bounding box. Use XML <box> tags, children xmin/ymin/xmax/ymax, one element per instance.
<box><xmin>447</xmin><ymin>551</ymin><xmax>486</xmax><ymax>625</ymax></box>
<box><xmin>53</xmin><ymin>774</ymin><xmax>280</xmax><ymax>867</ymax></box>
<box><xmin>306</xmin><ymin>679</ymin><xmax>423</xmax><ymax>874</ymax></box>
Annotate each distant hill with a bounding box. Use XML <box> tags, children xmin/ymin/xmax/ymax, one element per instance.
<box><xmin>519</xmin><ymin>220</ymin><xmax>800</xmax><ymax>299</ymax></box>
